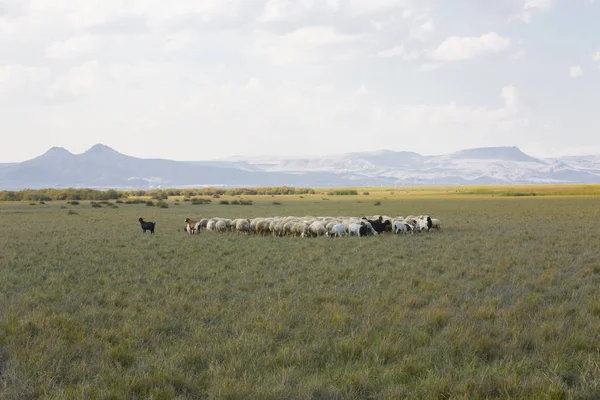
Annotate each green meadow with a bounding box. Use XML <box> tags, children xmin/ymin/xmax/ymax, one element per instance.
<box><xmin>1</xmin><ymin>188</ymin><xmax>600</xmax><ymax>399</ymax></box>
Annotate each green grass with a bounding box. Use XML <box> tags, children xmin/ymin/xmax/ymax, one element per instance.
<box><xmin>1</xmin><ymin>196</ymin><xmax>600</xmax><ymax>398</ymax></box>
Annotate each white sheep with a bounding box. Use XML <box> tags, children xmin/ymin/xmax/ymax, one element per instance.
<box><xmin>394</xmin><ymin>221</ymin><xmax>413</xmax><ymax>235</ymax></box>
<box><xmin>215</xmin><ymin>219</ymin><xmax>228</xmax><ymax>233</ymax></box>
<box><xmin>349</xmin><ymin>223</ymin><xmax>363</xmax><ymax>237</ymax></box>
<box><xmin>235</xmin><ymin>219</ymin><xmax>250</xmax><ymax>235</ymax></box>
<box><xmin>206</xmin><ymin>220</ymin><xmax>217</xmax><ymax>232</ymax></box>
<box><xmin>309</xmin><ymin>221</ymin><xmax>327</xmax><ymax>237</ymax></box>
<box><xmin>327</xmin><ymin>223</ymin><xmax>347</xmax><ymax>238</ymax></box>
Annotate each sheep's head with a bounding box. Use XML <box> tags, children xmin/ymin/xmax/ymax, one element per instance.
<box><xmin>138</xmin><ymin>217</ymin><xmax>144</xmax><ymax>222</ymax></box>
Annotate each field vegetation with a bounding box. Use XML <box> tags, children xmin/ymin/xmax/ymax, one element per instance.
<box><xmin>1</xmin><ymin>189</ymin><xmax>600</xmax><ymax>398</ymax></box>
<box><xmin>2</xmin><ymin>184</ymin><xmax>600</xmax><ymax>203</ymax></box>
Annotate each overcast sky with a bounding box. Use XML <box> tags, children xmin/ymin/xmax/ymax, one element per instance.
<box><xmin>1</xmin><ymin>0</ymin><xmax>599</xmax><ymax>162</ymax></box>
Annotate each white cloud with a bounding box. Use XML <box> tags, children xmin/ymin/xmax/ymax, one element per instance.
<box><xmin>429</xmin><ymin>32</ymin><xmax>511</xmax><ymax>62</ymax></box>
<box><xmin>0</xmin><ymin>64</ymin><xmax>49</xmax><ymax>86</ymax></box>
<box><xmin>46</xmin><ymin>61</ymin><xmax>100</xmax><ymax>100</ymax></box>
<box><xmin>377</xmin><ymin>45</ymin><xmax>419</xmax><ymax>60</ymax></box>
<box><xmin>258</xmin><ymin>0</ymin><xmax>307</xmax><ymax>22</ymax></box>
<box><xmin>418</xmin><ymin>62</ymin><xmax>441</xmax><ymax>72</ymax></box>
<box><xmin>510</xmin><ymin>50</ymin><xmax>526</xmax><ymax>59</ymax></box>
<box><xmin>374</xmin><ymin>86</ymin><xmax>529</xmax><ymax>148</ymax></box>
<box><xmin>357</xmin><ymin>84</ymin><xmax>368</xmax><ymax>95</ymax></box>
<box><xmin>245</xmin><ymin>77</ymin><xmax>263</xmax><ymax>90</ymax></box>
<box><xmin>253</xmin><ymin>26</ymin><xmax>361</xmax><ymax>65</ymax></box>
<box><xmin>45</xmin><ymin>35</ymin><xmax>97</xmax><ymax>59</ymax></box>
<box><xmin>410</xmin><ymin>18</ymin><xmax>435</xmax><ymax>41</ymax></box>
<box><xmin>521</xmin><ymin>0</ymin><xmax>556</xmax><ymax>23</ymax></box>
<box><xmin>28</xmin><ymin>0</ymin><xmax>245</xmax><ymax>29</ymax></box>
<box><xmin>501</xmin><ymin>85</ymin><xmax>520</xmax><ymax>112</ymax></box>
<box><xmin>162</xmin><ymin>31</ymin><xmax>197</xmax><ymax>52</ymax></box>
<box><xmin>569</xmin><ymin>65</ymin><xmax>584</xmax><ymax>78</ymax></box>
<box><xmin>593</xmin><ymin>51</ymin><xmax>600</xmax><ymax>62</ymax></box>
<box><xmin>347</xmin><ymin>0</ymin><xmax>411</xmax><ymax>14</ymax></box>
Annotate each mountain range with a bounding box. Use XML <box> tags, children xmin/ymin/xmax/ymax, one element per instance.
<box><xmin>1</xmin><ymin>144</ymin><xmax>600</xmax><ymax>190</ymax></box>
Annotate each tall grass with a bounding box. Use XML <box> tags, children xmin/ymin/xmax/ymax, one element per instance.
<box><xmin>1</xmin><ymin>196</ymin><xmax>599</xmax><ymax>398</ymax></box>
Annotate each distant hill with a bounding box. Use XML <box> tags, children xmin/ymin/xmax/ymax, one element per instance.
<box><xmin>1</xmin><ymin>144</ymin><xmax>599</xmax><ymax>189</ymax></box>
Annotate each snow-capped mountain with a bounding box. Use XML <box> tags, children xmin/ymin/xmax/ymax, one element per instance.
<box><xmin>1</xmin><ymin>144</ymin><xmax>599</xmax><ymax>189</ymax></box>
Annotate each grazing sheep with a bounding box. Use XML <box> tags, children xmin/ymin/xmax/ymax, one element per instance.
<box><xmin>349</xmin><ymin>223</ymin><xmax>365</xmax><ymax>237</ymax></box>
<box><xmin>215</xmin><ymin>219</ymin><xmax>227</xmax><ymax>233</ymax></box>
<box><xmin>235</xmin><ymin>219</ymin><xmax>250</xmax><ymax>235</ymax></box>
<box><xmin>294</xmin><ymin>222</ymin><xmax>310</xmax><ymax>238</ymax></box>
<box><xmin>417</xmin><ymin>216</ymin><xmax>433</xmax><ymax>232</ymax></box>
<box><xmin>256</xmin><ymin>219</ymin><xmax>272</xmax><ymax>236</ymax></box>
<box><xmin>327</xmin><ymin>223</ymin><xmax>347</xmax><ymax>238</ymax></box>
<box><xmin>309</xmin><ymin>221</ymin><xmax>327</xmax><ymax>237</ymax></box>
<box><xmin>138</xmin><ymin>218</ymin><xmax>156</xmax><ymax>234</ymax></box>
<box><xmin>206</xmin><ymin>220</ymin><xmax>217</xmax><ymax>232</ymax></box>
<box><xmin>325</xmin><ymin>220</ymin><xmax>341</xmax><ymax>232</ymax></box>
<box><xmin>394</xmin><ymin>221</ymin><xmax>413</xmax><ymax>235</ymax></box>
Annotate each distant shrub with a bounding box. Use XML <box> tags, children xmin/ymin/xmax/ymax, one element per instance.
<box><xmin>60</xmin><ymin>206</ymin><xmax>67</xmax><ymax>209</ymax></box>
<box><xmin>39</xmin><ymin>201</ymin><xmax>45</xmax><ymax>205</ymax></box>
<box><xmin>272</xmin><ymin>201</ymin><xmax>282</xmax><ymax>206</ymax></box>
<box><xmin>332</xmin><ymin>190</ymin><xmax>358</xmax><ymax>196</ymax></box>
<box><xmin>29</xmin><ymin>203</ymin><xmax>36</xmax><ymax>206</ymax></box>
<box><xmin>322</xmin><ymin>198</ymin><xmax>330</xmax><ymax>201</ymax></box>
<box><xmin>115</xmin><ymin>200</ymin><xmax>123</xmax><ymax>204</ymax></box>
<box><xmin>374</xmin><ymin>201</ymin><xmax>381</xmax><ymax>206</ymax></box>
<box><xmin>191</xmin><ymin>198</ymin><xmax>211</xmax><ymax>205</ymax></box>
<box><xmin>219</xmin><ymin>200</ymin><xmax>230</xmax><ymax>205</ymax></box>
<box><xmin>156</xmin><ymin>201</ymin><xmax>169</xmax><ymax>208</ymax></box>
<box><xmin>240</xmin><ymin>200</ymin><xmax>253</xmax><ymax>206</ymax></box>
<box><xmin>91</xmin><ymin>203</ymin><xmax>102</xmax><ymax>208</ymax></box>
<box><xmin>175</xmin><ymin>199</ymin><xmax>180</xmax><ymax>202</ymax></box>
<box><xmin>230</xmin><ymin>200</ymin><xmax>240</xmax><ymax>205</ymax></box>
<box><xmin>327</xmin><ymin>192</ymin><xmax>334</xmax><ymax>196</ymax></box>
<box><xmin>67</xmin><ymin>210</ymin><xmax>78</xmax><ymax>215</ymax></box>
<box><xmin>183</xmin><ymin>198</ymin><xmax>191</xmax><ymax>202</ymax></box>
<box><xmin>299</xmin><ymin>196</ymin><xmax>304</xmax><ymax>199</ymax></box>
<box><xmin>67</xmin><ymin>200</ymin><xmax>80</xmax><ymax>205</ymax></box>
<box><xmin>363</xmin><ymin>192</ymin><xmax>370</xmax><ymax>196</ymax></box>
<box><xmin>174</xmin><ymin>202</ymin><xmax>181</xmax><ymax>206</ymax></box>
<box><xmin>502</xmin><ymin>192</ymin><xmax>537</xmax><ymax>197</ymax></box>
<box><xmin>146</xmin><ymin>201</ymin><xmax>154</xmax><ymax>207</ymax></box>
<box><xmin>212</xmin><ymin>194</ymin><xmax>221</xmax><ymax>199</ymax></box>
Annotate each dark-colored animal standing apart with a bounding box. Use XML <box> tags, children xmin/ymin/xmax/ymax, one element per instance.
<box><xmin>138</xmin><ymin>218</ymin><xmax>156</xmax><ymax>234</ymax></box>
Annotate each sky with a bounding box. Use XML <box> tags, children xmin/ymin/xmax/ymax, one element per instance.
<box><xmin>0</xmin><ymin>0</ymin><xmax>599</xmax><ymax>162</ymax></box>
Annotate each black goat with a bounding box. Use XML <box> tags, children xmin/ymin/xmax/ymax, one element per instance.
<box><xmin>359</xmin><ymin>223</ymin><xmax>369</xmax><ymax>237</ymax></box>
<box><xmin>138</xmin><ymin>217</ymin><xmax>156</xmax><ymax>234</ymax></box>
<box><xmin>363</xmin><ymin>217</ymin><xmax>392</xmax><ymax>233</ymax></box>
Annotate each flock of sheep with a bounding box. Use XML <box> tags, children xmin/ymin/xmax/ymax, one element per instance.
<box><xmin>183</xmin><ymin>215</ymin><xmax>441</xmax><ymax>237</ymax></box>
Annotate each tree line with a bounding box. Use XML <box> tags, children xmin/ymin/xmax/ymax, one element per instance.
<box><xmin>0</xmin><ymin>186</ymin><xmax>317</xmax><ymax>201</ymax></box>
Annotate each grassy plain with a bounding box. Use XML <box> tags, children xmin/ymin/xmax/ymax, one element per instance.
<box><xmin>1</xmin><ymin>189</ymin><xmax>600</xmax><ymax>399</ymax></box>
